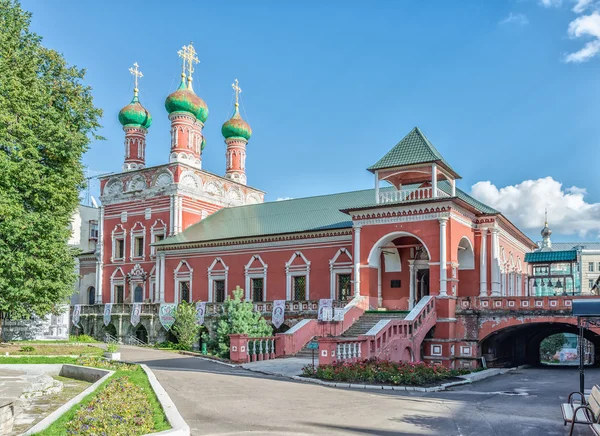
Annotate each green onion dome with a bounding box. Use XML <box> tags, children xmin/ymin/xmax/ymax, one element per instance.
<box><xmin>165</xmin><ymin>78</ymin><xmax>209</xmax><ymax>123</ymax></box>
<box><xmin>221</xmin><ymin>104</ymin><xmax>252</xmax><ymax>140</ymax></box>
<box><xmin>201</xmin><ymin>136</ymin><xmax>206</xmax><ymax>151</ymax></box>
<box><xmin>118</xmin><ymin>92</ymin><xmax>152</xmax><ymax>129</ymax></box>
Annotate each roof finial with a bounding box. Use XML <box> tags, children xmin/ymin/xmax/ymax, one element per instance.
<box><xmin>177</xmin><ymin>45</ymin><xmax>188</xmax><ymax>82</ymax></box>
<box><xmin>232</xmin><ymin>78</ymin><xmax>242</xmax><ymax>108</ymax></box>
<box><xmin>545</xmin><ymin>208</ymin><xmax>548</xmax><ymax>226</ymax></box>
<box><xmin>184</xmin><ymin>42</ymin><xmax>199</xmax><ymax>90</ymax></box>
<box><xmin>128</xmin><ymin>62</ymin><xmax>143</xmax><ymax>98</ymax></box>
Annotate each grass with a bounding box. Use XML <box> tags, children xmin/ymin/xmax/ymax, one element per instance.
<box><xmin>17</xmin><ymin>357</ymin><xmax>170</xmax><ymax>436</ymax></box>
<box><xmin>0</xmin><ymin>356</ymin><xmax>79</xmax><ymax>364</ymax></box>
<box><xmin>0</xmin><ymin>344</ymin><xmax>104</xmax><ymax>356</ymax></box>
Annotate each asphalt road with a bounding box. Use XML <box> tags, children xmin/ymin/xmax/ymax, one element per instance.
<box><xmin>120</xmin><ymin>346</ymin><xmax>598</xmax><ymax>436</ymax></box>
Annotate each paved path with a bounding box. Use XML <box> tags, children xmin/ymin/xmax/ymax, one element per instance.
<box><xmin>242</xmin><ymin>357</ymin><xmax>315</xmax><ymax>377</ymax></box>
<box><xmin>120</xmin><ymin>346</ymin><xmax>597</xmax><ymax>436</ymax></box>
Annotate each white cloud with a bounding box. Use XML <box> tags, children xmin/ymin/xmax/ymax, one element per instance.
<box><xmin>540</xmin><ymin>0</ymin><xmax>562</xmax><ymax>7</ymax></box>
<box><xmin>276</xmin><ymin>197</ymin><xmax>293</xmax><ymax>201</ymax></box>
<box><xmin>573</xmin><ymin>0</ymin><xmax>594</xmax><ymax>13</ymax></box>
<box><xmin>470</xmin><ymin>177</ymin><xmax>600</xmax><ymax>238</ymax></box>
<box><xmin>565</xmin><ymin>12</ymin><xmax>600</xmax><ymax>62</ymax></box>
<box><xmin>500</xmin><ymin>13</ymin><xmax>530</xmax><ymax>25</ymax></box>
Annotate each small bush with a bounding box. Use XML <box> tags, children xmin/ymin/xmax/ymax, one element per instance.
<box><xmin>302</xmin><ymin>358</ymin><xmax>471</xmax><ymax>386</ymax></box>
<box><xmin>106</xmin><ymin>343</ymin><xmax>119</xmax><ymax>353</ymax></box>
<box><xmin>19</xmin><ymin>346</ymin><xmax>35</xmax><ymax>352</ymax></box>
<box><xmin>75</xmin><ymin>356</ymin><xmax>135</xmax><ymax>371</ymax></box>
<box><xmin>65</xmin><ymin>376</ymin><xmax>154</xmax><ymax>435</ymax></box>
<box><xmin>69</xmin><ymin>334</ymin><xmax>96</xmax><ymax>343</ymax></box>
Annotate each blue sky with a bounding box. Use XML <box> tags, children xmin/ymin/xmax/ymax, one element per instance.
<box><xmin>22</xmin><ymin>0</ymin><xmax>600</xmax><ymax>241</ymax></box>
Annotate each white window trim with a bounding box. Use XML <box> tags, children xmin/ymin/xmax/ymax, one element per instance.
<box><xmin>111</xmin><ymin>224</ymin><xmax>126</xmax><ymax>262</ymax></box>
<box><xmin>286</xmin><ymin>252</ymin><xmax>310</xmax><ymax>300</ymax></box>
<box><xmin>130</xmin><ymin>222</ymin><xmax>146</xmax><ymax>261</ymax></box>
<box><xmin>208</xmin><ymin>257</ymin><xmax>228</xmax><ymax>302</ymax></box>
<box><xmin>174</xmin><ymin>260</ymin><xmax>193</xmax><ymax>304</ymax></box>
<box><xmin>150</xmin><ymin>219</ymin><xmax>167</xmax><ymax>257</ymax></box>
<box><xmin>244</xmin><ymin>255</ymin><xmax>267</xmax><ymax>301</ymax></box>
<box><xmin>110</xmin><ymin>267</ymin><xmax>125</xmax><ymax>303</ymax></box>
<box><xmin>329</xmin><ymin>248</ymin><xmax>353</xmax><ymax>300</ymax></box>
<box><xmin>149</xmin><ymin>265</ymin><xmax>156</xmax><ymax>303</ymax></box>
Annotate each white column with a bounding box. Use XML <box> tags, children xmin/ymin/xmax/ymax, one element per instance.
<box><xmin>491</xmin><ymin>228</ymin><xmax>501</xmax><ymax>296</ymax></box>
<box><xmin>432</xmin><ymin>163</ymin><xmax>438</xmax><ymax>198</ymax></box>
<box><xmin>159</xmin><ymin>252</ymin><xmax>166</xmax><ymax>302</ymax></box>
<box><xmin>439</xmin><ymin>217</ymin><xmax>448</xmax><ymax>296</ymax></box>
<box><xmin>353</xmin><ymin>226</ymin><xmax>361</xmax><ymax>297</ymax></box>
<box><xmin>409</xmin><ymin>260</ymin><xmax>416</xmax><ymax>309</ymax></box>
<box><xmin>377</xmin><ymin>260</ymin><xmax>382</xmax><ymax>307</ymax></box>
<box><xmin>169</xmin><ymin>195</ymin><xmax>174</xmax><ymax>236</ymax></box>
<box><xmin>155</xmin><ymin>254</ymin><xmax>161</xmax><ymax>302</ymax></box>
<box><xmin>375</xmin><ymin>171</ymin><xmax>380</xmax><ymax>204</ymax></box>
<box><xmin>95</xmin><ymin>205</ymin><xmax>104</xmax><ymax>304</ymax></box>
<box><xmin>479</xmin><ymin>228</ymin><xmax>488</xmax><ymax>296</ymax></box>
<box><xmin>178</xmin><ymin>196</ymin><xmax>183</xmax><ymax>233</ymax></box>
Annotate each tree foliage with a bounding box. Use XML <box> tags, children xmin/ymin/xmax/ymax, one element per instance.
<box><xmin>0</xmin><ymin>1</ymin><xmax>102</xmax><ymax>322</ymax></box>
<box><xmin>209</xmin><ymin>287</ymin><xmax>272</xmax><ymax>358</ymax></box>
<box><xmin>172</xmin><ymin>301</ymin><xmax>201</xmax><ymax>351</ymax></box>
<box><xmin>540</xmin><ymin>333</ymin><xmax>567</xmax><ymax>360</ymax></box>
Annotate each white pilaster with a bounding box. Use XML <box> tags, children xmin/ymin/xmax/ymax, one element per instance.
<box><xmin>409</xmin><ymin>260</ymin><xmax>416</xmax><ymax>309</ymax></box>
<box><xmin>353</xmin><ymin>226</ymin><xmax>361</xmax><ymax>297</ymax></box>
<box><xmin>159</xmin><ymin>252</ymin><xmax>166</xmax><ymax>302</ymax></box>
<box><xmin>432</xmin><ymin>163</ymin><xmax>438</xmax><ymax>198</ymax></box>
<box><xmin>375</xmin><ymin>170</ymin><xmax>380</xmax><ymax>204</ymax></box>
<box><xmin>95</xmin><ymin>205</ymin><xmax>104</xmax><ymax>304</ymax></box>
<box><xmin>155</xmin><ymin>254</ymin><xmax>161</xmax><ymax>302</ymax></box>
<box><xmin>479</xmin><ymin>228</ymin><xmax>488</xmax><ymax>296</ymax></box>
<box><xmin>169</xmin><ymin>195</ymin><xmax>174</xmax><ymax>236</ymax></box>
<box><xmin>491</xmin><ymin>228</ymin><xmax>501</xmax><ymax>296</ymax></box>
<box><xmin>439</xmin><ymin>217</ymin><xmax>448</xmax><ymax>296</ymax></box>
<box><xmin>377</xmin><ymin>260</ymin><xmax>382</xmax><ymax>307</ymax></box>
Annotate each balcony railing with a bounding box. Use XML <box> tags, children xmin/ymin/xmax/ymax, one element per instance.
<box><xmin>73</xmin><ymin>300</ymin><xmax>346</xmax><ymax>317</ymax></box>
<box><xmin>378</xmin><ymin>187</ymin><xmax>450</xmax><ymax>204</ymax></box>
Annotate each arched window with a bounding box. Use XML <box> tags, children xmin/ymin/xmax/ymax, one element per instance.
<box><xmin>88</xmin><ymin>286</ymin><xmax>95</xmax><ymax>305</ymax></box>
<box><xmin>134</xmin><ymin>285</ymin><xmax>143</xmax><ymax>303</ymax></box>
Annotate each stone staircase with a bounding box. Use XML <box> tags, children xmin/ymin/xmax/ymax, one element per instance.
<box><xmin>340</xmin><ymin>311</ymin><xmax>408</xmax><ymax>337</ymax></box>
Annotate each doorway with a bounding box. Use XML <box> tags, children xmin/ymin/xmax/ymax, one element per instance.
<box><xmin>416</xmin><ymin>270</ymin><xmax>430</xmax><ymax>303</ymax></box>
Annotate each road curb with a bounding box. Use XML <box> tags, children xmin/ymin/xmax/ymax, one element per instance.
<box><xmin>178</xmin><ymin>351</ymin><xmax>240</xmax><ymax>368</ymax></box>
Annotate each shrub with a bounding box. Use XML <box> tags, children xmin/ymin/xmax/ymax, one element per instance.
<box><xmin>65</xmin><ymin>376</ymin><xmax>154</xmax><ymax>435</ymax></box>
<box><xmin>19</xmin><ymin>346</ymin><xmax>35</xmax><ymax>352</ymax></box>
<box><xmin>172</xmin><ymin>301</ymin><xmax>201</xmax><ymax>351</ymax></box>
<box><xmin>106</xmin><ymin>343</ymin><xmax>119</xmax><ymax>353</ymax></box>
<box><xmin>209</xmin><ymin>286</ymin><xmax>272</xmax><ymax>358</ymax></box>
<box><xmin>75</xmin><ymin>356</ymin><xmax>135</xmax><ymax>371</ymax></box>
<box><xmin>302</xmin><ymin>358</ymin><xmax>471</xmax><ymax>386</ymax></box>
<box><xmin>69</xmin><ymin>334</ymin><xmax>96</xmax><ymax>343</ymax></box>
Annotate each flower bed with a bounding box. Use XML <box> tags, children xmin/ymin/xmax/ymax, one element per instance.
<box><xmin>65</xmin><ymin>376</ymin><xmax>154</xmax><ymax>435</ymax></box>
<box><xmin>302</xmin><ymin>358</ymin><xmax>470</xmax><ymax>386</ymax></box>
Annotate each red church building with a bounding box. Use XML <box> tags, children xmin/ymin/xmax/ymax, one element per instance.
<box><xmin>77</xmin><ymin>43</ymin><xmax>545</xmax><ymax>368</ymax></box>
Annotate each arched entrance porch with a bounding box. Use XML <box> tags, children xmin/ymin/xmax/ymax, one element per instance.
<box><xmin>367</xmin><ymin>231</ymin><xmax>432</xmax><ymax>310</ymax></box>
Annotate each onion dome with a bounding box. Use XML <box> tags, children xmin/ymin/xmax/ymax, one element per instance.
<box><xmin>118</xmin><ymin>92</ymin><xmax>152</xmax><ymax>129</ymax></box>
<box><xmin>165</xmin><ymin>76</ymin><xmax>209</xmax><ymax>123</ymax></box>
<box><xmin>541</xmin><ymin>222</ymin><xmax>552</xmax><ymax>239</ymax></box>
<box><xmin>221</xmin><ymin>103</ymin><xmax>252</xmax><ymax>140</ymax></box>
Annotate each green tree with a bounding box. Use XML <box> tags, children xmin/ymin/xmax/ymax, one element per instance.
<box><xmin>172</xmin><ymin>301</ymin><xmax>201</xmax><ymax>351</ymax></box>
<box><xmin>540</xmin><ymin>333</ymin><xmax>567</xmax><ymax>361</ymax></box>
<box><xmin>0</xmin><ymin>0</ymin><xmax>102</xmax><ymax>334</ymax></box>
<box><xmin>210</xmin><ymin>286</ymin><xmax>272</xmax><ymax>358</ymax></box>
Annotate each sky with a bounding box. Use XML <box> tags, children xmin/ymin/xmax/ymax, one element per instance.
<box><xmin>21</xmin><ymin>0</ymin><xmax>600</xmax><ymax>242</ymax></box>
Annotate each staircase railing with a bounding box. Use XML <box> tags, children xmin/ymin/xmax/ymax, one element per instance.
<box><xmin>124</xmin><ymin>335</ymin><xmax>146</xmax><ymax>347</ymax></box>
<box><xmin>318</xmin><ymin>296</ymin><xmax>437</xmax><ymax>364</ymax></box>
<box><xmin>104</xmin><ymin>333</ymin><xmax>119</xmax><ymax>344</ymax></box>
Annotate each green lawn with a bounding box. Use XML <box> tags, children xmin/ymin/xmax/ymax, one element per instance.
<box><xmin>0</xmin><ymin>356</ymin><xmax>170</xmax><ymax>435</ymax></box>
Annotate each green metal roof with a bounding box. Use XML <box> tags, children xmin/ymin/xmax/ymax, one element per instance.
<box><xmin>368</xmin><ymin>127</ymin><xmax>459</xmax><ymax>177</ymax></box>
<box><xmin>524</xmin><ymin>250</ymin><xmax>577</xmax><ymax>263</ymax></box>
<box><xmin>156</xmin><ymin>181</ymin><xmax>498</xmax><ymax>246</ymax></box>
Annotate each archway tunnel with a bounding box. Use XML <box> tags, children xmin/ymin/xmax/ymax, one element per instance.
<box><xmin>481</xmin><ymin>322</ymin><xmax>600</xmax><ymax>367</ymax></box>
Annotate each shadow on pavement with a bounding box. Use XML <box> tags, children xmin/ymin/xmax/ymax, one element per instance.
<box><xmin>304</xmin><ymin>422</ymin><xmax>424</xmax><ymax>435</ymax></box>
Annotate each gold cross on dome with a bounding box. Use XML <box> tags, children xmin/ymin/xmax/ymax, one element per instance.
<box><xmin>185</xmin><ymin>42</ymin><xmax>199</xmax><ymax>79</ymax></box>
<box><xmin>232</xmin><ymin>78</ymin><xmax>242</xmax><ymax>106</ymax></box>
<box><xmin>177</xmin><ymin>45</ymin><xmax>188</xmax><ymax>77</ymax></box>
<box><xmin>128</xmin><ymin>62</ymin><xmax>143</xmax><ymax>94</ymax></box>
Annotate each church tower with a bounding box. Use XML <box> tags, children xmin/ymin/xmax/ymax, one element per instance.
<box><xmin>118</xmin><ymin>63</ymin><xmax>152</xmax><ymax>171</ymax></box>
<box><xmin>540</xmin><ymin>210</ymin><xmax>552</xmax><ymax>250</ymax></box>
<box><xmin>164</xmin><ymin>42</ymin><xmax>208</xmax><ymax>169</ymax></box>
<box><xmin>222</xmin><ymin>79</ymin><xmax>252</xmax><ymax>185</ymax></box>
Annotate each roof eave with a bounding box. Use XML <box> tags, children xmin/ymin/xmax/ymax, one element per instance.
<box><xmin>367</xmin><ymin>159</ymin><xmax>461</xmax><ymax>179</ymax></box>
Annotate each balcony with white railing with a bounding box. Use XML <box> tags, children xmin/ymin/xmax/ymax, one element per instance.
<box><xmin>378</xmin><ymin>186</ymin><xmax>450</xmax><ymax>205</ymax></box>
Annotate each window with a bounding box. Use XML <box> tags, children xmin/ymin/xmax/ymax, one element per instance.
<box><xmin>115</xmin><ymin>285</ymin><xmax>124</xmax><ymax>304</ymax></box>
<box><xmin>115</xmin><ymin>239</ymin><xmax>124</xmax><ymax>260</ymax></box>
<box><xmin>88</xmin><ymin>287</ymin><xmax>95</xmax><ymax>305</ymax></box>
<box><xmin>134</xmin><ymin>236</ymin><xmax>144</xmax><ymax>257</ymax></box>
<box><xmin>590</xmin><ymin>262</ymin><xmax>594</xmax><ymax>272</ymax></box>
<box><xmin>180</xmin><ymin>281</ymin><xmax>190</xmax><ymax>303</ymax></box>
<box><xmin>293</xmin><ymin>276</ymin><xmax>306</xmax><ymax>300</ymax></box>
<box><xmin>337</xmin><ymin>274</ymin><xmax>351</xmax><ymax>300</ymax></box>
<box><xmin>598</xmin><ymin>262</ymin><xmax>600</xmax><ymax>272</ymax></box>
<box><xmin>252</xmin><ymin>278</ymin><xmax>264</xmax><ymax>302</ymax></box>
<box><xmin>134</xmin><ymin>285</ymin><xmax>143</xmax><ymax>302</ymax></box>
<box><xmin>155</xmin><ymin>234</ymin><xmax>164</xmax><ymax>243</ymax></box>
<box><xmin>214</xmin><ymin>280</ymin><xmax>225</xmax><ymax>303</ymax></box>
<box><xmin>590</xmin><ymin>279</ymin><xmax>595</xmax><ymax>289</ymax></box>
<box><xmin>89</xmin><ymin>221</ymin><xmax>98</xmax><ymax>239</ymax></box>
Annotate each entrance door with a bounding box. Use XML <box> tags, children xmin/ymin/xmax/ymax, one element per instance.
<box><xmin>416</xmin><ymin>270</ymin><xmax>430</xmax><ymax>303</ymax></box>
